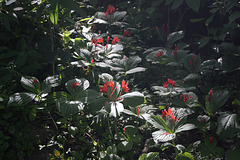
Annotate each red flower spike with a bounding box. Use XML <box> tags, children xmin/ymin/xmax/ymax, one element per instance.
<box><xmin>91</xmin><ymin>59</ymin><xmax>94</xmax><ymax>64</ymax></box>
<box><xmin>123</xmin><ymin>128</ymin><xmax>126</xmax><ymax>132</ymax></box>
<box><xmin>82</xmin><ymin>67</ymin><xmax>86</xmax><ymax>71</ymax></box>
<box><xmin>72</xmin><ymin>81</ymin><xmax>80</xmax><ymax>89</ymax></box>
<box><xmin>201</xmin><ymin>118</ymin><xmax>205</xmax><ymax>123</ymax></box>
<box><xmin>138</xmin><ymin>107</ymin><xmax>140</xmax><ymax>115</ymax></box>
<box><xmin>122</xmin><ymin>80</ymin><xmax>129</xmax><ymax>93</ymax></box>
<box><xmin>100</xmin><ymin>79</ymin><xmax>114</xmax><ymax>93</ymax></box>
<box><xmin>106</xmin><ymin>5</ymin><xmax>115</xmax><ymax>16</ymax></box>
<box><xmin>209</xmin><ymin>137</ymin><xmax>214</xmax><ymax>144</ymax></box>
<box><xmin>161</xmin><ymin>110</ymin><xmax>166</xmax><ymax>118</ymax></box>
<box><xmin>157</xmin><ymin>51</ymin><xmax>163</xmax><ymax>58</ymax></box>
<box><xmin>112</xmin><ymin>37</ymin><xmax>120</xmax><ymax>45</ymax></box>
<box><xmin>174</xmin><ymin>44</ymin><xmax>178</xmax><ymax>55</ymax></box>
<box><xmin>156</xmin><ymin>26</ymin><xmax>159</xmax><ymax>31</ymax></box>
<box><xmin>163</xmin><ymin>82</ymin><xmax>168</xmax><ymax>88</ymax></box>
<box><xmin>123</xmin><ymin>30</ymin><xmax>130</xmax><ymax>37</ymax></box>
<box><xmin>189</xmin><ymin>60</ymin><xmax>192</xmax><ymax>66</ymax></box>
<box><xmin>182</xmin><ymin>79</ymin><xmax>185</xmax><ymax>84</ymax></box>
<box><xmin>97</xmin><ymin>38</ymin><xmax>104</xmax><ymax>45</ymax></box>
<box><xmin>107</xmin><ymin>36</ymin><xmax>110</xmax><ymax>43</ymax></box>
<box><xmin>163</xmin><ymin>132</ymin><xmax>170</xmax><ymax>135</ymax></box>
<box><xmin>33</xmin><ymin>77</ymin><xmax>38</xmax><ymax>84</ymax></box>
<box><xmin>210</xmin><ymin>90</ymin><xmax>213</xmax><ymax>97</ymax></box>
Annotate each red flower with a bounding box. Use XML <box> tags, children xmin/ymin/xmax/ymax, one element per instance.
<box><xmin>105</xmin><ymin>5</ymin><xmax>116</xmax><ymax>17</ymax></box>
<box><xmin>122</xmin><ymin>80</ymin><xmax>129</xmax><ymax>93</ymax></box>
<box><xmin>163</xmin><ymin>82</ymin><xmax>168</xmax><ymax>88</ymax></box>
<box><xmin>72</xmin><ymin>80</ymin><xmax>80</xmax><ymax>89</ymax></box>
<box><xmin>123</xmin><ymin>128</ymin><xmax>126</xmax><ymax>132</ymax></box>
<box><xmin>32</xmin><ymin>77</ymin><xmax>39</xmax><ymax>84</ymax></box>
<box><xmin>156</xmin><ymin>26</ymin><xmax>159</xmax><ymax>31</ymax></box>
<box><xmin>209</xmin><ymin>137</ymin><xmax>214</xmax><ymax>144</ymax></box>
<box><xmin>100</xmin><ymin>79</ymin><xmax>115</xmax><ymax>93</ymax></box>
<box><xmin>157</xmin><ymin>51</ymin><xmax>163</xmax><ymax>58</ymax></box>
<box><xmin>138</xmin><ymin>107</ymin><xmax>140</xmax><ymax>115</ymax></box>
<box><xmin>210</xmin><ymin>90</ymin><xmax>213</xmax><ymax>97</ymax></box>
<box><xmin>162</xmin><ymin>108</ymin><xmax>179</xmax><ymax>122</ymax></box>
<box><xmin>91</xmin><ymin>59</ymin><xmax>94</xmax><ymax>64</ymax></box>
<box><xmin>123</xmin><ymin>30</ymin><xmax>130</xmax><ymax>37</ymax></box>
<box><xmin>97</xmin><ymin>38</ymin><xmax>104</xmax><ymax>45</ymax></box>
<box><xmin>107</xmin><ymin>36</ymin><xmax>110</xmax><ymax>43</ymax></box>
<box><xmin>167</xmin><ymin>79</ymin><xmax>176</xmax><ymax>87</ymax></box>
<box><xmin>163</xmin><ymin>132</ymin><xmax>170</xmax><ymax>135</ymax></box>
<box><xmin>112</xmin><ymin>37</ymin><xmax>120</xmax><ymax>45</ymax></box>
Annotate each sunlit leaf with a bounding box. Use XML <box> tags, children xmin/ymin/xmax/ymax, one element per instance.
<box><xmin>8</xmin><ymin>92</ymin><xmax>36</xmax><ymax>107</ymax></box>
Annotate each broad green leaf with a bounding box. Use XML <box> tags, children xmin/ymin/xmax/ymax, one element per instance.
<box><xmin>171</xmin><ymin>0</ymin><xmax>184</xmax><ymax>10</ymax></box>
<box><xmin>228</xmin><ymin>11</ymin><xmax>240</xmax><ymax>24</ymax></box>
<box><xmin>176</xmin><ymin>144</ymin><xmax>185</xmax><ymax>153</ymax></box>
<box><xmin>176</xmin><ymin>152</ymin><xmax>194</xmax><ymax>160</ymax></box>
<box><xmin>152</xmin><ymin>130</ymin><xmax>176</xmax><ymax>143</ymax></box>
<box><xmin>205</xmin><ymin>90</ymin><xmax>229</xmax><ymax>114</ymax></box>
<box><xmin>183</xmin><ymin>53</ymin><xmax>201</xmax><ymax>73</ymax></box>
<box><xmin>56</xmin><ymin>99</ymin><xmax>84</xmax><ymax>118</ymax></box>
<box><xmin>88</xmin><ymin>97</ymin><xmax>108</xmax><ymax>112</ymax></box>
<box><xmin>41</xmin><ymin>75</ymin><xmax>61</xmax><ymax>94</ymax></box>
<box><xmin>138</xmin><ymin>152</ymin><xmax>160</xmax><ymax>160</ymax></box>
<box><xmin>65</xmin><ymin>78</ymin><xmax>90</xmax><ymax>97</ymax></box>
<box><xmin>175</xmin><ymin>123</ymin><xmax>196</xmax><ymax>133</ymax></box>
<box><xmin>117</xmin><ymin>140</ymin><xmax>133</xmax><ymax>151</ymax></box>
<box><xmin>113</xmin><ymin>11</ymin><xmax>127</xmax><ymax>22</ymax></box>
<box><xmin>109</xmin><ymin>102</ymin><xmax>124</xmax><ymax>117</ymax></box>
<box><xmin>185</xmin><ymin>0</ymin><xmax>200</xmax><ymax>12</ymax></box>
<box><xmin>124</xmin><ymin>125</ymin><xmax>138</xmax><ymax>137</ymax></box>
<box><xmin>21</xmin><ymin>76</ymin><xmax>40</xmax><ymax>94</ymax></box>
<box><xmin>126</xmin><ymin>67</ymin><xmax>146</xmax><ymax>74</ymax></box>
<box><xmin>167</xmin><ymin>31</ymin><xmax>184</xmax><ymax>47</ymax></box>
<box><xmin>216</xmin><ymin>112</ymin><xmax>240</xmax><ymax>139</ymax></box>
<box><xmin>198</xmin><ymin>37</ymin><xmax>210</xmax><ymax>48</ymax></box>
<box><xmin>122</xmin><ymin>91</ymin><xmax>144</xmax><ymax>107</ymax></box>
<box><xmin>226</xmin><ymin>149</ymin><xmax>240</xmax><ymax>160</ymax></box>
<box><xmin>8</xmin><ymin>92</ymin><xmax>36</xmax><ymax>107</ymax></box>
<box><xmin>150</xmin><ymin>115</ymin><xmax>172</xmax><ymax>132</ymax></box>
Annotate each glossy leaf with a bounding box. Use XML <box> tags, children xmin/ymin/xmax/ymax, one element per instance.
<box><xmin>152</xmin><ymin>130</ymin><xmax>176</xmax><ymax>143</ymax></box>
<box><xmin>21</xmin><ymin>76</ymin><xmax>40</xmax><ymax>94</ymax></box>
<box><xmin>185</xmin><ymin>0</ymin><xmax>200</xmax><ymax>12</ymax></box>
<box><xmin>117</xmin><ymin>140</ymin><xmax>133</xmax><ymax>151</ymax></box>
<box><xmin>176</xmin><ymin>152</ymin><xmax>194</xmax><ymax>160</ymax></box>
<box><xmin>8</xmin><ymin>92</ymin><xmax>36</xmax><ymax>107</ymax></box>
<box><xmin>138</xmin><ymin>152</ymin><xmax>160</xmax><ymax>160</ymax></box>
<box><xmin>216</xmin><ymin>112</ymin><xmax>240</xmax><ymax>139</ymax></box>
<box><xmin>122</xmin><ymin>91</ymin><xmax>144</xmax><ymax>107</ymax></box>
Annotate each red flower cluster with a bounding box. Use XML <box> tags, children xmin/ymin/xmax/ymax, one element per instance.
<box><xmin>157</xmin><ymin>51</ymin><xmax>163</xmax><ymax>58</ymax></box>
<box><xmin>209</xmin><ymin>137</ymin><xmax>214</xmax><ymax>144</ymax></box>
<box><xmin>105</xmin><ymin>5</ymin><xmax>116</xmax><ymax>17</ymax></box>
<box><xmin>91</xmin><ymin>38</ymin><xmax>104</xmax><ymax>48</ymax></box>
<box><xmin>123</xmin><ymin>30</ymin><xmax>130</xmax><ymax>37</ymax></box>
<box><xmin>112</xmin><ymin>37</ymin><xmax>120</xmax><ymax>45</ymax></box>
<box><xmin>72</xmin><ymin>80</ymin><xmax>80</xmax><ymax>89</ymax></box>
<box><xmin>161</xmin><ymin>108</ymin><xmax>179</xmax><ymax>122</ymax></box>
<box><xmin>206</xmin><ymin>90</ymin><xmax>213</xmax><ymax>104</ymax></box>
<box><xmin>189</xmin><ymin>55</ymin><xmax>198</xmax><ymax>68</ymax></box>
<box><xmin>180</xmin><ymin>93</ymin><xmax>193</xmax><ymax>102</ymax></box>
<box><xmin>100</xmin><ymin>79</ymin><xmax>115</xmax><ymax>93</ymax></box>
<box><xmin>163</xmin><ymin>79</ymin><xmax>176</xmax><ymax>88</ymax></box>
<box><xmin>122</xmin><ymin>80</ymin><xmax>129</xmax><ymax>93</ymax></box>
<box><xmin>32</xmin><ymin>77</ymin><xmax>39</xmax><ymax>84</ymax></box>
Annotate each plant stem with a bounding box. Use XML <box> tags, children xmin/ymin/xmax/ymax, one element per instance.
<box><xmin>107</xmin><ymin>115</ymin><xmax>114</xmax><ymax>144</ymax></box>
<box><xmin>172</xmin><ymin>139</ymin><xmax>178</xmax><ymax>156</ymax></box>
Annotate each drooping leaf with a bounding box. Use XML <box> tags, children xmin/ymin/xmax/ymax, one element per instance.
<box><xmin>56</xmin><ymin>99</ymin><xmax>84</xmax><ymax>118</ymax></box>
<box><xmin>41</xmin><ymin>75</ymin><xmax>61</xmax><ymax>94</ymax></box>
<box><xmin>167</xmin><ymin>31</ymin><xmax>184</xmax><ymax>47</ymax></box>
<box><xmin>171</xmin><ymin>0</ymin><xmax>184</xmax><ymax>10</ymax></box>
<box><xmin>216</xmin><ymin>112</ymin><xmax>240</xmax><ymax>139</ymax></box>
<box><xmin>126</xmin><ymin>67</ymin><xmax>146</xmax><ymax>74</ymax></box>
<box><xmin>122</xmin><ymin>91</ymin><xmax>144</xmax><ymax>107</ymax></box>
<box><xmin>150</xmin><ymin>115</ymin><xmax>172</xmax><ymax>132</ymax></box>
<box><xmin>226</xmin><ymin>149</ymin><xmax>240</xmax><ymax>160</ymax></box>
<box><xmin>65</xmin><ymin>78</ymin><xmax>90</xmax><ymax>97</ymax></box>
<box><xmin>175</xmin><ymin>123</ymin><xmax>196</xmax><ymax>133</ymax></box>
<box><xmin>88</xmin><ymin>97</ymin><xmax>108</xmax><ymax>112</ymax></box>
<box><xmin>124</xmin><ymin>125</ymin><xmax>138</xmax><ymax>137</ymax></box>
<box><xmin>8</xmin><ymin>92</ymin><xmax>36</xmax><ymax>107</ymax></box>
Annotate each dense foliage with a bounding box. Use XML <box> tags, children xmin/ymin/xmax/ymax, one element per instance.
<box><xmin>1</xmin><ymin>0</ymin><xmax>240</xmax><ymax>159</ymax></box>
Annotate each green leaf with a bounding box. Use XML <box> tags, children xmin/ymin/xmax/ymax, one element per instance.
<box><xmin>171</xmin><ymin>0</ymin><xmax>184</xmax><ymax>10</ymax></box>
<box><xmin>138</xmin><ymin>152</ymin><xmax>160</xmax><ymax>160</ymax></box>
<box><xmin>88</xmin><ymin>97</ymin><xmax>108</xmax><ymax>112</ymax></box>
<box><xmin>106</xmin><ymin>144</ymin><xmax>118</xmax><ymax>155</ymax></box>
<box><xmin>205</xmin><ymin>90</ymin><xmax>229</xmax><ymax>114</ymax></box>
<box><xmin>8</xmin><ymin>92</ymin><xmax>36</xmax><ymax>107</ymax></box>
<box><xmin>49</xmin><ymin>2</ymin><xmax>58</xmax><ymax>25</ymax></box>
<box><xmin>21</xmin><ymin>76</ymin><xmax>40</xmax><ymax>94</ymax></box>
<box><xmin>198</xmin><ymin>37</ymin><xmax>210</xmax><ymax>48</ymax></box>
<box><xmin>228</xmin><ymin>11</ymin><xmax>240</xmax><ymax>24</ymax></box>
<box><xmin>185</xmin><ymin>0</ymin><xmax>200</xmax><ymax>12</ymax></box>
<box><xmin>113</xmin><ymin>11</ymin><xmax>127</xmax><ymax>22</ymax></box>
<box><xmin>216</xmin><ymin>112</ymin><xmax>240</xmax><ymax>139</ymax></box>
<box><xmin>65</xmin><ymin>78</ymin><xmax>90</xmax><ymax>97</ymax></box>
<box><xmin>117</xmin><ymin>140</ymin><xmax>133</xmax><ymax>151</ymax></box>
<box><xmin>152</xmin><ymin>130</ymin><xmax>176</xmax><ymax>143</ymax></box>
<box><xmin>167</xmin><ymin>31</ymin><xmax>184</xmax><ymax>47</ymax></box>
<box><xmin>122</xmin><ymin>91</ymin><xmax>144</xmax><ymax>107</ymax></box>
<box><xmin>56</xmin><ymin>99</ymin><xmax>84</xmax><ymax>118</ymax></box>
<box><xmin>226</xmin><ymin>149</ymin><xmax>240</xmax><ymax>160</ymax></box>
<box><xmin>175</xmin><ymin>123</ymin><xmax>196</xmax><ymax>133</ymax></box>
<box><xmin>183</xmin><ymin>53</ymin><xmax>201</xmax><ymax>73</ymax></box>
<box><xmin>41</xmin><ymin>75</ymin><xmax>61</xmax><ymax>94</ymax></box>
<box><xmin>126</xmin><ymin>67</ymin><xmax>146</xmax><ymax>74</ymax></box>
<box><xmin>124</xmin><ymin>125</ymin><xmax>138</xmax><ymax>137</ymax></box>
<box><xmin>103</xmin><ymin>154</ymin><xmax>121</xmax><ymax>160</ymax></box>
<box><xmin>150</xmin><ymin>115</ymin><xmax>172</xmax><ymax>132</ymax></box>
<box><xmin>176</xmin><ymin>152</ymin><xmax>194</xmax><ymax>160</ymax></box>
